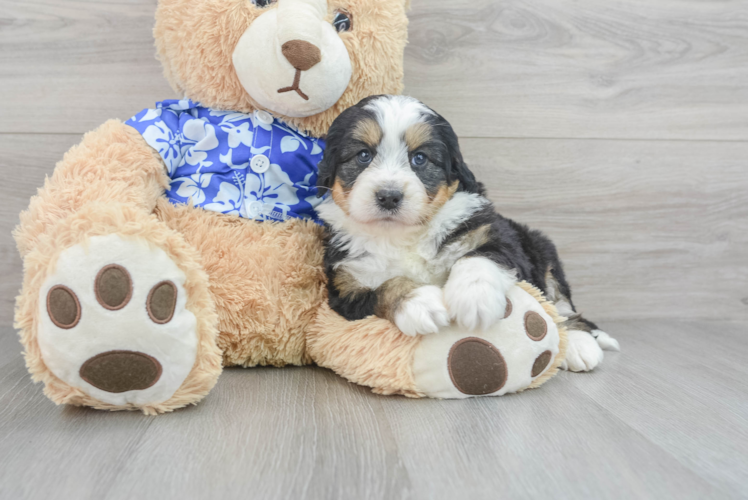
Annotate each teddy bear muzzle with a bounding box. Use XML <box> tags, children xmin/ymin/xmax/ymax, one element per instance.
<box><xmin>79</xmin><ymin>350</ymin><xmax>163</xmax><ymax>393</ymax></box>
<box><xmin>232</xmin><ymin>0</ymin><xmax>352</xmax><ymax>118</ymax></box>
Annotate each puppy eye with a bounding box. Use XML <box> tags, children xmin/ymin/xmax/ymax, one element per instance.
<box><xmin>356</xmin><ymin>150</ymin><xmax>372</xmax><ymax>165</ymax></box>
<box><xmin>333</xmin><ymin>9</ymin><xmax>353</xmax><ymax>32</ymax></box>
<box><xmin>411</xmin><ymin>152</ymin><xmax>428</xmax><ymax>167</ymax></box>
<box><xmin>252</xmin><ymin>0</ymin><xmax>276</xmax><ymax>7</ymax></box>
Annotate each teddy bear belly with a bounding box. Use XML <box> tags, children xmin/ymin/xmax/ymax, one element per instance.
<box><xmin>155</xmin><ymin>198</ymin><xmax>327</xmax><ymax>367</ymax></box>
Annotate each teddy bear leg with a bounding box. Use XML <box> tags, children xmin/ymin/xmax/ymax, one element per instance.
<box><xmin>411</xmin><ymin>282</ymin><xmax>567</xmax><ymax>398</ymax></box>
<box><xmin>308</xmin><ymin>282</ymin><xmax>566</xmax><ymax>399</ymax></box>
<box><xmin>307</xmin><ymin>302</ymin><xmax>425</xmax><ymax>397</ymax></box>
<box><xmin>15</xmin><ymin>206</ymin><xmax>223</xmax><ymax>414</ymax></box>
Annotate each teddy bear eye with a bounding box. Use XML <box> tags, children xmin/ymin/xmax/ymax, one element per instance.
<box><xmin>252</xmin><ymin>0</ymin><xmax>277</xmax><ymax>7</ymax></box>
<box><xmin>333</xmin><ymin>9</ymin><xmax>352</xmax><ymax>32</ymax></box>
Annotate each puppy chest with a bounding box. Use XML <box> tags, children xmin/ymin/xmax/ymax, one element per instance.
<box><xmin>341</xmin><ymin>246</ymin><xmax>452</xmax><ymax>289</ymax></box>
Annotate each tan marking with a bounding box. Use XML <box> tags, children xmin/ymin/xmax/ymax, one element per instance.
<box><xmin>404</xmin><ymin>122</ymin><xmax>433</xmax><ymax>151</ymax></box>
<box><xmin>434</xmin><ymin>224</ymin><xmax>491</xmax><ymax>263</ymax></box>
<box><xmin>352</xmin><ymin>118</ymin><xmax>382</xmax><ymax>147</ymax></box>
<box><xmin>420</xmin><ymin>180</ymin><xmax>460</xmax><ymax>222</ymax></box>
<box><xmin>375</xmin><ymin>276</ymin><xmax>420</xmax><ymax>322</ymax></box>
<box><xmin>334</xmin><ymin>269</ymin><xmax>370</xmax><ymax>300</ymax></box>
<box><xmin>460</xmin><ymin>224</ymin><xmax>491</xmax><ymax>251</ymax></box>
<box><xmin>331</xmin><ymin>179</ymin><xmax>350</xmax><ymax>214</ymax></box>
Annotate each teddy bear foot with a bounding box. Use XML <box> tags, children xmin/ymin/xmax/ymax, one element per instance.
<box><xmin>38</xmin><ymin>234</ymin><xmax>204</xmax><ymax>409</ymax></box>
<box><xmin>412</xmin><ymin>284</ymin><xmax>564</xmax><ymax>399</ymax></box>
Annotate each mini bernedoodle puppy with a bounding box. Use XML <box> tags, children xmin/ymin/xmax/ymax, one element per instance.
<box><xmin>316</xmin><ymin>95</ymin><xmax>619</xmax><ymax>372</ymax></box>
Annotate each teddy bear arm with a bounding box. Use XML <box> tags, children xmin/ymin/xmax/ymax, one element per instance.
<box><xmin>15</xmin><ymin>120</ymin><xmax>170</xmax><ymax>257</ymax></box>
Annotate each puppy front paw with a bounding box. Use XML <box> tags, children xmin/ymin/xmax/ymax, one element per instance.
<box><xmin>443</xmin><ymin>257</ymin><xmax>515</xmax><ymax>331</ymax></box>
<box><xmin>394</xmin><ymin>286</ymin><xmax>450</xmax><ymax>336</ymax></box>
<box><xmin>561</xmin><ymin>330</ymin><xmax>605</xmax><ymax>372</ymax></box>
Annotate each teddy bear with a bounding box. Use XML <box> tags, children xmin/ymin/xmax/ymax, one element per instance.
<box><xmin>14</xmin><ymin>0</ymin><xmax>568</xmax><ymax>414</ymax></box>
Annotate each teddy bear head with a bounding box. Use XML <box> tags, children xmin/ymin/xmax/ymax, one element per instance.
<box><xmin>154</xmin><ymin>0</ymin><xmax>410</xmax><ymax>137</ymax></box>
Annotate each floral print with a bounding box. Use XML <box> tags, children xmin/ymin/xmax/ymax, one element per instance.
<box><xmin>126</xmin><ymin>100</ymin><xmax>325</xmax><ymax>222</ymax></box>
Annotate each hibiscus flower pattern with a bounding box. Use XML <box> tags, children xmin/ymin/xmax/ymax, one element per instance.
<box><xmin>126</xmin><ymin>100</ymin><xmax>325</xmax><ymax>222</ymax></box>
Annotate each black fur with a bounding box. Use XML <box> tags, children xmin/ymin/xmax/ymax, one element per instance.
<box><xmin>322</xmin><ymin>228</ymin><xmax>379</xmax><ymax>320</ymax></box>
<box><xmin>423</xmin><ymin>112</ymin><xmax>480</xmax><ymax>195</ymax></box>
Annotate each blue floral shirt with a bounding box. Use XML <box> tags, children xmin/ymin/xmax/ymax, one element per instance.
<box><xmin>126</xmin><ymin>99</ymin><xmax>325</xmax><ymax>222</ymax></box>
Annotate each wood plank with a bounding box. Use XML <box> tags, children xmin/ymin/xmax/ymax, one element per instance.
<box><xmin>0</xmin><ymin>0</ymin><xmax>174</xmax><ymax>135</ymax></box>
<box><xmin>1</xmin><ymin>321</ymin><xmax>745</xmax><ymax>499</ymax></box>
<box><xmin>405</xmin><ymin>0</ymin><xmax>748</xmax><ymax>140</ymax></box>
<box><xmin>0</xmin><ymin>356</ymin><xmax>155</xmax><ymax>499</ymax></box>
<box><xmin>462</xmin><ymin>137</ymin><xmax>748</xmax><ymax>322</ymax></box>
<box><xmin>379</xmin><ymin>376</ymin><xmax>720</xmax><ymax>499</ymax></box>
<box><xmin>104</xmin><ymin>366</ymin><xmax>412</xmax><ymax>500</ymax></box>
<box><xmin>1</xmin><ymin>0</ymin><xmax>747</xmax><ymax>140</ymax></box>
<box><xmin>567</xmin><ymin>320</ymin><xmax>748</xmax><ymax>498</ymax></box>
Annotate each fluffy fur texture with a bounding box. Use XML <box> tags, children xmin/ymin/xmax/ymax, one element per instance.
<box><xmin>156</xmin><ymin>200</ymin><xmax>326</xmax><ymax>368</ymax></box>
<box><xmin>318</xmin><ymin>95</ymin><xmax>612</xmax><ymax>361</ymax></box>
<box><xmin>307</xmin><ymin>280</ymin><xmax>568</xmax><ymax>398</ymax></box>
<box><xmin>13</xmin><ymin>121</ymin><xmax>222</xmax><ymax>414</ymax></box>
<box><xmin>155</xmin><ymin>0</ymin><xmax>409</xmax><ymax>137</ymax></box>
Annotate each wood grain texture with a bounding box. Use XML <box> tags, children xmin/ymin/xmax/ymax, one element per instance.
<box><xmin>1</xmin><ymin>0</ymin><xmax>747</xmax><ymax>140</ymax></box>
<box><xmin>463</xmin><ymin>137</ymin><xmax>748</xmax><ymax>322</ymax></box>
<box><xmin>1</xmin><ymin>321</ymin><xmax>747</xmax><ymax>499</ymax></box>
<box><xmin>405</xmin><ymin>0</ymin><xmax>748</xmax><ymax>140</ymax></box>
<box><xmin>2</xmin><ymin>135</ymin><xmax>746</xmax><ymax>327</ymax></box>
<box><xmin>0</xmin><ymin>0</ymin><xmax>174</xmax><ymax>134</ymax></box>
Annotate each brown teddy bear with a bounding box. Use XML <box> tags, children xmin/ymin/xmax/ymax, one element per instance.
<box><xmin>14</xmin><ymin>0</ymin><xmax>567</xmax><ymax>414</ymax></box>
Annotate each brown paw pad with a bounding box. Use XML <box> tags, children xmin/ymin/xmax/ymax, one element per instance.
<box><xmin>448</xmin><ymin>338</ymin><xmax>507</xmax><ymax>395</ymax></box>
<box><xmin>95</xmin><ymin>264</ymin><xmax>132</xmax><ymax>310</ymax></box>
<box><xmin>80</xmin><ymin>350</ymin><xmax>162</xmax><ymax>393</ymax></box>
<box><xmin>147</xmin><ymin>281</ymin><xmax>177</xmax><ymax>324</ymax></box>
<box><xmin>503</xmin><ymin>298</ymin><xmax>513</xmax><ymax>319</ymax></box>
<box><xmin>524</xmin><ymin>311</ymin><xmax>548</xmax><ymax>341</ymax></box>
<box><xmin>47</xmin><ymin>285</ymin><xmax>81</xmax><ymax>329</ymax></box>
<box><xmin>531</xmin><ymin>350</ymin><xmax>552</xmax><ymax>377</ymax></box>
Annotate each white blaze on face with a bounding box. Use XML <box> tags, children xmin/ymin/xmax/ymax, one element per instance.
<box><xmin>232</xmin><ymin>0</ymin><xmax>352</xmax><ymax>118</ymax></box>
<box><xmin>347</xmin><ymin>96</ymin><xmax>436</xmax><ymax>225</ymax></box>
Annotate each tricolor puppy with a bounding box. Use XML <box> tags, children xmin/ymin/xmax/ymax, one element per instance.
<box><xmin>316</xmin><ymin>95</ymin><xmax>619</xmax><ymax>372</ymax></box>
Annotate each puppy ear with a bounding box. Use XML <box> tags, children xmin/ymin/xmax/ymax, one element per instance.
<box><xmin>452</xmin><ymin>155</ymin><xmax>480</xmax><ymax>194</ymax></box>
<box><xmin>436</xmin><ymin>114</ymin><xmax>480</xmax><ymax>194</ymax></box>
<box><xmin>316</xmin><ymin>155</ymin><xmax>336</xmax><ymax>198</ymax></box>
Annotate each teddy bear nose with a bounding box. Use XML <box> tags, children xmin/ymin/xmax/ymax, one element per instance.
<box><xmin>281</xmin><ymin>40</ymin><xmax>322</xmax><ymax>71</ymax></box>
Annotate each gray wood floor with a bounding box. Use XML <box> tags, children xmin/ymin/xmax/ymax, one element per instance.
<box><xmin>1</xmin><ymin>0</ymin><xmax>747</xmax><ymax>498</ymax></box>
<box><xmin>1</xmin><ymin>320</ymin><xmax>747</xmax><ymax>499</ymax></box>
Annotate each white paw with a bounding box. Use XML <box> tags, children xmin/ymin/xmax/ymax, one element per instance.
<box><xmin>592</xmin><ymin>329</ymin><xmax>620</xmax><ymax>351</ymax></box>
<box><xmin>37</xmin><ymin>234</ymin><xmax>198</xmax><ymax>406</ymax></box>
<box><xmin>443</xmin><ymin>257</ymin><xmax>515</xmax><ymax>331</ymax></box>
<box><xmin>394</xmin><ymin>285</ymin><xmax>450</xmax><ymax>336</ymax></box>
<box><xmin>561</xmin><ymin>329</ymin><xmax>604</xmax><ymax>372</ymax></box>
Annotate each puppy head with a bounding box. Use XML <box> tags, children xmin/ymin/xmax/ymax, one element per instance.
<box><xmin>318</xmin><ymin>95</ymin><xmax>478</xmax><ymax>226</ymax></box>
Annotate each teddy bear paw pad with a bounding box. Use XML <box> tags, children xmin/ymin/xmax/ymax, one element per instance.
<box><xmin>447</xmin><ymin>338</ymin><xmax>507</xmax><ymax>395</ymax></box>
<box><xmin>412</xmin><ymin>285</ymin><xmax>561</xmax><ymax>399</ymax></box>
<box><xmin>37</xmin><ymin>234</ymin><xmax>198</xmax><ymax>407</ymax></box>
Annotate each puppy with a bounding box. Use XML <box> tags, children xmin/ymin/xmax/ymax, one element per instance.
<box><xmin>316</xmin><ymin>95</ymin><xmax>619</xmax><ymax>372</ymax></box>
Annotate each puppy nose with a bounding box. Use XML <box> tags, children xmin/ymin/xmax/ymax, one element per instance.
<box><xmin>281</xmin><ymin>40</ymin><xmax>322</xmax><ymax>71</ymax></box>
<box><xmin>79</xmin><ymin>350</ymin><xmax>162</xmax><ymax>393</ymax></box>
<box><xmin>376</xmin><ymin>189</ymin><xmax>403</xmax><ymax>211</ymax></box>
